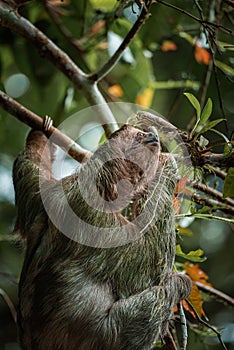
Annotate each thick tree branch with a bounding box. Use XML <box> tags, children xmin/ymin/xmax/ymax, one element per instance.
<box><xmin>199</xmin><ymin>153</ymin><xmax>234</xmax><ymax>168</ymax></box>
<box><xmin>0</xmin><ymin>1</ymin><xmax>118</xmax><ymax>137</ymax></box>
<box><xmin>0</xmin><ymin>90</ymin><xmax>92</xmax><ymax>162</ymax></box>
<box><xmin>88</xmin><ymin>0</ymin><xmax>155</xmax><ymax>82</ymax></box>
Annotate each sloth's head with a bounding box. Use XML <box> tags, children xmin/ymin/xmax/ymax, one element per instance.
<box><xmin>94</xmin><ymin>124</ymin><xmax>161</xmax><ymax>205</ymax></box>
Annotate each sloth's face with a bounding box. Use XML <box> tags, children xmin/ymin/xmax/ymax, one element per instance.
<box><xmin>95</xmin><ymin>125</ymin><xmax>161</xmax><ymax>205</ymax></box>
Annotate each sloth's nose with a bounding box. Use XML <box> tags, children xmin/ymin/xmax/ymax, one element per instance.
<box><xmin>144</xmin><ymin>132</ymin><xmax>159</xmax><ymax>145</ymax></box>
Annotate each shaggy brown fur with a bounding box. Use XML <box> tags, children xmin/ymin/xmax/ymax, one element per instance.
<box><xmin>13</xmin><ymin>124</ymin><xmax>192</xmax><ymax>350</ymax></box>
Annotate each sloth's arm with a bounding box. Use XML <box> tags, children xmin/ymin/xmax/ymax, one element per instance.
<box><xmin>13</xmin><ymin>130</ymin><xmax>55</xmax><ymax>237</ymax></box>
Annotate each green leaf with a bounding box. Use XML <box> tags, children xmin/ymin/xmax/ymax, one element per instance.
<box><xmin>223</xmin><ymin>168</ymin><xmax>234</xmax><ymax>198</ymax></box>
<box><xmin>215</xmin><ymin>59</ymin><xmax>234</xmax><ymax>77</ymax></box>
<box><xmin>197</xmin><ymin>118</ymin><xmax>224</xmax><ymax>135</ymax></box>
<box><xmin>184</xmin><ymin>93</ymin><xmax>201</xmax><ymax>120</ymax></box>
<box><xmin>199</xmin><ymin>98</ymin><xmax>212</xmax><ymax>126</ymax></box>
<box><xmin>98</xmin><ymin>132</ymin><xmax>107</xmax><ymax>146</ymax></box>
<box><xmin>209</xmin><ymin>128</ymin><xmax>232</xmax><ymax>154</ymax></box>
<box><xmin>176</xmin><ymin>245</ymin><xmax>206</xmax><ymax>262</ymax></box>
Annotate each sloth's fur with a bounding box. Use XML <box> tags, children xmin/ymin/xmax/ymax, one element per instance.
<box><xmin>13</xmin><ymin>124</ymin><xmax>192</xmax><ymax>350</ymax></box>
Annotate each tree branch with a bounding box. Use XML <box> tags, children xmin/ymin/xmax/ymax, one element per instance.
<box><xmin>0</xmin><ymin>90</ymin><xmax>92</xmax><ymax>162</ymax></box>
<box><xmin>199</xmin><ymin>153</ymin><xmax>234</xmax><ymax>168</ymax></box>
<box><xmin>192</xmin><ymin>182</ymin><xmax>234</xmax><ymax>207</ymax></box>
<box><xmin>192</xmin><ymin>193</ymin><xmax>234</xmax><ymax>216</ymax></box>
<box><xmin>0</xmin><ymin>1</ymin><xmax>118</xmax><ymax>137</ymax></box>
<box><xmin>209</xmin><ymin>167</ymin><xmax>227</xmax><ymax>180</ymax></box>
<box><xmin>88</xmin><ymin>0</ymin><xmax>155</xmax><ymax>82</ymax></box>
<box><xmin>195</xmin><ymin>281</ymin><xmax>234</xmax><ymax>307</ymax></box>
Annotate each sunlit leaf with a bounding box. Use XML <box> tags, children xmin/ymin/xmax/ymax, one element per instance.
<box><xmin>215</xmin><ymin>59</ymin><xmax>234</xmax><ymax>77</ymax></box>
<box><xmin>98</xmin><ymin>132</ymin><xmax>107</xmax><ymax>146</ymax></box>
<box><xmin>197</xmin><ymin>118</ymin><xmax>224</xmax><ymax>135</ymax></box>
<box><xmin>90</xmin><ymin>0</ymin><xmax>115</xmax><ymax>9</ymax></box>
<box><xmin>199</xmin><ymin>98</ymin><xmax>212</xmax><ymax>126</ymax></box>
<box><xmin>108</xmin><ymin>84</ymin><xmax>124</xmax><ymax>97</ymax></box>
<box><xmin>176</xmin><ymin>245</ymin><xmax>206</xmax><ymax>262</ymax></box>
<box><xmin>177</xmin><ymin>226</ymin><xmax>193</xmax><ymax>236</ymax></box>
<box><xmin>179</xmin><ymin>31</ymin><xmax>194</xmax><ymax>45</ymax></box>
<box><xmin>136</xmin><ymin>87</ymin><xmax>154</xmax><ymax>108</ymax></box>
<box><xmin>223</xmin><ymin>167</ymin><xmax>234</xmax><ymax>198</ymax></box>
<box><xmin>184</xmin><ymin>93</ymin><xmax>200</xmax><ymax>120</ymax></box>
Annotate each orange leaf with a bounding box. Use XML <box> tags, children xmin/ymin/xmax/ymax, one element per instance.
<box><xmin>108</xmin><ymin>84</ymin><xmax>124</xmax><ymax>97</ymax></box>
<box><xmin>161</xmin><ymin>40</ymin><xmax>177</xmax><ymax>52</ymax></box>
<box><xmin>185</xmin><ymin>262</ymin><xmax>212</xmax><ymax>287</ymax></box>
<box><xmin>194</xmin><ymin>44</ymin><xmax>211</xmax><ymax>65</ymax></box>
<box><xmin>136</xmin><ymin>88</ymin><xmax>154</xmax><ymax>108</ymax></box>
<box><xmin>173</xmin><ymin>196</ymin><xmax>180</xmax><ymax>214</ymax></box>
<box><xmin>174</xmin><ymin>175</ymin><xmax>188</xmax><ymax>195</ymax></box>
<box><xmin>91</xmin><ymin>20</ymin><xmax>106</xmax><ymax>34</ymax></box>
<box><xmin>187</xmin><ymin>282</ymin><xmax>207</xmax><ymax>318</ymax></box>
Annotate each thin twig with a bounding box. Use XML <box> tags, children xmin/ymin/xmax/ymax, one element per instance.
<box><xmin>88</xmin><ymin>0</ymin><xmax>154</xmax><ymax>82</ymax></box>
<box><xmin>156</xmin><ymin>0</ymin><xmax>232</xmax><ymax>34</ymax></box>
<box><xmin>0</xmin><ymin>90</ymin><xmax>92</xmax><ymax>162</ymax></box>
<box><xmin>0</xmin><ymin>288</ymin><xmax>17</xmax><ymax>323</ymax></box>
<box><xmin>185</xmin><ymin>299</ymin><xmax>228</xmax><ymax>350</ymax></box>
<box><xmin>195</xmin><ymin>281</ymin><xmax>234</xmax><ymax>307</ymax></box>
<box><xmin>42</xmin><ymin>0</ymin><xmax>85</xmax><ymax>53</ymax></box>
<box><xmin>176</xmin><ymin>213</ymin><xmax>234</xmax><ymax>224</ymax></box>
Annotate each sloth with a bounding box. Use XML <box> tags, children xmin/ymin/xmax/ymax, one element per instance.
<box><xmin>13</xmin><ymin>122</ymin><xmax>192</xmax><ymax>350</ymax></box>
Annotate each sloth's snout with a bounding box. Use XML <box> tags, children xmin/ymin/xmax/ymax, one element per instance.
<box><xmin>144</xmin><ymin>132</ymin><xmax>159</xmax><ymax>146</ymax></box>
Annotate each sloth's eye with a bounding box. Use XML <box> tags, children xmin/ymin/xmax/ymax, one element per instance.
<box><xmin>136</xmin><ymin>132</ymin><xmax>144</xmax><ymax>140</ymax></box>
